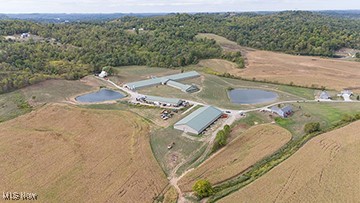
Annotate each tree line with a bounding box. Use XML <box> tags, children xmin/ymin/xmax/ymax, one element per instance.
<box><xmin>1</xmin><ymin>11</ymin><xmax>359</xmax><ymax>93</ymax></box>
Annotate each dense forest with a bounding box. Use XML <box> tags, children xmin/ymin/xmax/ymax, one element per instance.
<box><xmin>1</xmin><ymin>11</ymin><xmax>360</xmax><ymax>93</ymax></box>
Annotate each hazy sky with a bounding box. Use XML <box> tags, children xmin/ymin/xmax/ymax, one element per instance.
<box><xmin>1</xmin><ymin>0</ymin><xmax>359</xmax><ymax>13</ymax></box>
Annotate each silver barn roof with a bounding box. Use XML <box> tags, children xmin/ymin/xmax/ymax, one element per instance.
<box><xmin>165</xmin><ymin>71</ymin><xmax>200</xmax><ymax>81</ymax></box>
<box><xmin>124</xmin><ymin>71</ymin><xmax>200</xmax><ymax>90</ymax></box>
<box><xmin>166</xmin><ymin>80</ymin><xmax>199</xmax><ymax>93</ymax></box>
<box><xmin>144</xmin><ymin>95</ymin><xmax>183</xmax><ymax>106</ymax></box>
<box><xmin>174</xmin><ymin>106</ymin><xmax>223</xmax><ymax>135</ymax></box>
<box><xmin>125</xmin><ymin>77</ymin><xmax>168</xmax><ymax>90</ymax></box>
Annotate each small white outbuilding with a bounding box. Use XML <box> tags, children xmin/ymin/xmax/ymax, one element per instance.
<box><xmin>99</xmin><ymin>71</ymin><xmax>108</xmax><ymax>78</ymax></box>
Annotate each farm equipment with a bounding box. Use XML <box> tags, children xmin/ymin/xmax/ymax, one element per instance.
<box><xmin>167</xmin><ymin>142</ymin><xmax>175</xmax><ymax>150</ymax></box>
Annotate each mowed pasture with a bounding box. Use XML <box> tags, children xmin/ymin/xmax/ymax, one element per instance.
<box><xmin>197</xmin><ymin>59</ymin><xmax>239</xmax><ymax>74</ymax></box>
<box><xmin>0</xmin><ymin>104</ymin><xmax>167</xmax><ymax>202</ymax></box>
<box><xmin>220</xmin><ymin>121</ymin><xmax>360</xmax><ymax>203</ymax></box>
<box><xmin>276</xmin><ymin>102</ymin><xmax>360</xmax><ymax>138</ymax></box>
<box><xmin>110</xmin><ymin>66</ymin><xmax>180</xmax><ymax>85</ymax></box>
<box><xmin>196</xmin><ymin>33</ymin><xmax>252</xmax><ymax>53</ymax></box>
<box><xmin>178</xmin><ymin>125</ymin><xmax>291</xmax><ymax>191</ymax></box>
<box><xmin>21</xmin><ymin>76</ymin><xmax>109</xmax><ymax>106</ymax></box>
<box><xmin>1</xmin><ymin>77</ymin><xmax>107</xmax><ymax>123</ymax></box>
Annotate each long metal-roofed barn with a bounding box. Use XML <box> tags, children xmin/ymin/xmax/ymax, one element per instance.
<box><xmin>174</xmin><ymin>106</ymin><xmax>223</xmax><ymax>135</ymax></box>
<box><xmin>124</xmin><ymin>71</ymin><xmax>200</xmax><ymax>91</ymax></box>
<box><xmin>144</xmin><ymin>95</ymin><xmax>183</xmax><ymax>106</ymax></box>
<box><xmin>166</xmin><ymin>80</ymin><xmax>199</xmax><ymax>93</ymax></box>
<box><xmin>125</xmin><ymin>77</ymin><xmax>169</xmax><ymax>90</ymax></box>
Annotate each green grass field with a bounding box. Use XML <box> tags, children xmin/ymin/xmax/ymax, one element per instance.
<box><xmin>21</xmin><ymin>79</ymin><xmax>95</xmax><ymax>104</ymax></box>
<box><xmin>150</xmin><ymin>127</ymin><xmax>203</xmax><ymax>175</ymax></box>
<box><xmin>0</xmin><ymin>91</ymin><xmax>32</xmax><ymax>122</ymax></box>
<box><xmin>0</xmin><ymin>79</ymin><xmax>95</xmax><ymax>123</ymax></box>
<box><xmin>233</xmin><ymin>112</ymin><xmax>272</xmax><ymax>127</ymax></box>
<box><xmin>275</xmin><ymin>102</ymin><xmax>360</xmax><ymax>139</ymax></box>
<box><xmin>110</xmin><ymin>66</ymin><xmax>180</xmax><ymax>84</ymax></box>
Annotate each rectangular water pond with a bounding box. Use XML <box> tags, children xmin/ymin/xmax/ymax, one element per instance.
<box><xmin>228</xmin><ymin>89</ymin><xmax>278</xmax><ymax>104</ymax></box>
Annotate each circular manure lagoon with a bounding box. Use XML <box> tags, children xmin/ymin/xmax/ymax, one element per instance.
<box><xmin>228</xmin><ymin>88</ymin><xmax>278</xmax><ymax>104</ymax></box>
<box><xmin>76</xmin><ymin>89</ymin><xmax>125</xmax><ymax>103</ymax></box>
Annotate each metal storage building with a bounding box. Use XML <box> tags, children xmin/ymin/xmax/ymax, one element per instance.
<box><xmin>166</xmin><ymin>80</ymin><xmax>199</xmax><ymax>93</ymax></box>
<box><xmin>165</xmin><ymin>71</ymin><xmax>200</xmax><ymax>81</ymax></box>
<box><xmin>124</xmin><ymin>71</ymin><xmax>200</xmax><ymax>91</ymax></box>
<box><xmin>144</xmin><ymin>95</ymin><xmax>183</xmax><ymax>106</ymax></box>
<box><xmin>174</xmin><ymin>106</ymin><xmax>223</xmax><ymax>135</ymax></box>
<box><xmin>125</xmin><ymin>78</ymin><xmax>169</xmax><ymax>90</ymax></box>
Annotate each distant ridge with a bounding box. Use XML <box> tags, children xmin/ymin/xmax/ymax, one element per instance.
<box><xmin>1</xmin><ymin>10</ymin><xmax>360</xmax><ymax>23</ymax></box>
<box><xmin>1</xmin><ymin>13</ymin><xmax>168</xmax><ymax>23</ymax></box>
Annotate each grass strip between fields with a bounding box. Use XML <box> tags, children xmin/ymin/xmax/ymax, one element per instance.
<box><xmin>207</xmin><ymin>115</ymin><xmax>360</xmax><ymax>202</ymax></box>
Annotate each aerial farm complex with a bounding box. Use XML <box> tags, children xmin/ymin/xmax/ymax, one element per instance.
<box><xmin>1</xmin><ymin>14</ymin><xmax>360</xmax><ymax>202</ymax></box>
<box><xmin>124</xmin><ymin>71</ymin><xmax>200</xmax><ymax>93</ymax></box>
<box><xmin>123</xmin><ymin>71</ymin><xmax>226</xmax><ymax>134</ymax></box>
<box><xmin>74</xmin><ymin>64</ymin><xmax>360</xmax><ymax>203</ymax></box>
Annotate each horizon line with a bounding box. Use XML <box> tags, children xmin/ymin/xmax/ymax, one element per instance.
<box><xmin>1</xmin><ymin>9</ymin><xmax>359</xmax><ymax>15</ymax></box>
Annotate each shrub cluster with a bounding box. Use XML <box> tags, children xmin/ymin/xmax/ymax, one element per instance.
<box><xmin>304</xmin><ymin>122</ymin><xmax>321</xmax><ymax>134</ymax></box>
<box><xmin>212</xmin><ymin>125</ymin><xmax>231</xmax><ymax>152</ymax></box>
<box><xmin>192</xmin><ymin>179</ymin><xmax>214</xmax><ymax>198</ymax></box>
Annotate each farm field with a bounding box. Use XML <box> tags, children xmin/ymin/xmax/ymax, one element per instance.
<box><xmin>83</xmin><ymin>101</ymin><xmax>188</xmax><ymax>128</ymax></box>
<box><xmin>0</xmin><ymin>77</ymin><xmax>111</xmax><ymax>123</ymax></box>
<box><xmin>150</xmin><ymin>127</ymin><xmax>204</xmax><ymax>175</ymax></box>
<box><xmin>20</xmin><ymin>76</ymin><xmax>110</xmax><ymax>106</ymax></box>
<box><xmin>220</xmin><ymin>121</ymin><xmax>360</xmax><ymax>203</ymax></box>
<box><xmin>197</xmin><ymin>33</ymin><xmax>360</xmax><ymax>92</ymax></box>
<box><xmin>241</xmin><ymin>50</ymin><xmax>360</xmax><ymax>91</ymax></box>
<box><xmin>0</xmin><ymin>104</ymin><xmax>167</xmax><ymax>202</ymax></box>
<box><xmin>83</xmin><ymin>102</ymin><xmax>205</xmax><ymax>175</ymax></box>
<box><xmin>178</xmin><ymin>125</ymin><xmax>291</xmax><ymax>191</ymax></box>
<box><xmin>197</xmin><ymin>59</ymin><xmax>240</xmax><ymax>74</ymax></box>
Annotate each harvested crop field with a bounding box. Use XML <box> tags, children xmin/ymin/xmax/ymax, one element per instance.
<box><xmin>0</xmin><ymin>104</ymin><xmax>167</xmax><ymax>202</ymax></box>
<box><xmin>178</xmin><ymin>124</ymin><xmax>291</xmax><ymax>192</ymax></box>
<box><xmin>233</xmin><ymin>50</ymin><xmax>360</xmax><ymax>91</ymax></box>
<box><xmin>220</xmin><ymin>121</ymin><xmax>360</xmax><ymax>203</ymax></box>
<box><xmin>197</xmin><ymin>33</ymin><xmax>360</xmax><ymax>92</ymax></box>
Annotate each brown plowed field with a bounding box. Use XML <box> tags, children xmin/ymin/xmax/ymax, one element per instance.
<box><xmin>178</xmin><ymin>125</ymin><xmax>291</xmax><ymax>192</ymax></box>
<box><xmin>0</xmin><ymin>104</ymin><xmax>167</xmax><ymax>202</ymax></box>
<box><xmin>220</xmin><ymin>121</ymin><xmax>360</xmax><ymax>203</ymax></box>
